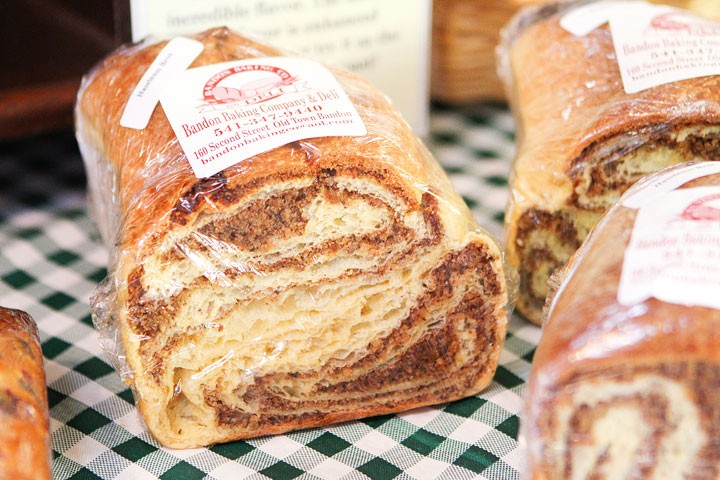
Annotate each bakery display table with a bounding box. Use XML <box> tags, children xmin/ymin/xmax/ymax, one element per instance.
<box><xmin>0</xmin><ymin>103</ymin><xmax>538</xmax><ymax>480</ymax></box>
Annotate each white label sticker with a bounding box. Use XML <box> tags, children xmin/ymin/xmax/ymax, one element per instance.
<box><xmin>120</xmin><ymin>37</ymin><xmax>204</xmax><ymax>130</ymax></box>
<box><xmin>561</xmin><ymin>1</ymin><xmax>720</xmax><ymax>93</ymax></box>
<box><xmin>159</xmin><ymin>57</ymin><xmax>367</xmax><ymax>178</ymax></box>
<box><xmin>559</xmin><ymin>1</ymin><xmax>636</xmax><ymax>37</ymax></box>
<box><xmin>611</xmin><ymin>4</ymin><xmax>720</xmax><ymax>93</ymax></box>
<box><xmin>618</xmin><ymin>186</ymin><xmax>720</xmax><ymax>309</ymax></box>
<box><xmin>622</xmin><ymin>162</ymin><xmax>720</xmax><ymax>209</ymax></box>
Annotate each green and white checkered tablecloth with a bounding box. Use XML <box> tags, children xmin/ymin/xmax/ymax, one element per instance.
<box><xmin>0</xmin><ymin>104</ymin><xmax>540</xmax><ymax>480</ymax></box>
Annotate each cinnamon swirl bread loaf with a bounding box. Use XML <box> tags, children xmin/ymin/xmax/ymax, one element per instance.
<box><xmin>501</xmin><ymin>2</ymin><xmax>720</xmax><ymax>323</ymax></box>
<box><xmin>0</xmin><ymin>307</ymin><xmax>51</xmax><ymax>480</ymax></box>
<box><xmin>524</xmin><ymin>164</ymin><xmax>720</xmax><ymax>479</ymax></box>
<box><xmin>76</xmin><ymin>28</ymin><xmax>510</xmax><ymax>448</ymax></box>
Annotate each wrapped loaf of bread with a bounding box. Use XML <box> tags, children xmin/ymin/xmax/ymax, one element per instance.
<box><xmin>500</xmin><ymin>0</ymin><xmax>720</xmax><ymax>323</ymax></box>
<box><xmin>430</xmin><ymin>0</ymin><xmax>719</xmax><ymax>105</ymax></box>
<box><xmin>76</xmin><ymin>28</ymin><xmax>511</xmax><ymax>448</ymax></box>
<box><xmin>0</xmin><ymin>307</ymin><xmax>51</xmax><ymax>480</ymax></box>
<box><xmin>523</xmin><ymin>163</ymin><xmax>720</xmax><ymax>479</ymax></box>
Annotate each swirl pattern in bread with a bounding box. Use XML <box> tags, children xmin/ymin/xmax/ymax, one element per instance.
<box><xmin>524</xmin><ymin>167</ymin><xmax>720</xmax><ymax>479</ymax></box>
<box><xmin>77</xmin><ymin>28</ymin><xmax>510</xmax><ymax>448</ymax></box>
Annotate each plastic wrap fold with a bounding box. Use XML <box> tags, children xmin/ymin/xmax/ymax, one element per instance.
<box><xmin>75</xmin><ymin>27</ymin><xmax>513</xmax><ymax>448</ymax></box>
<box><xmin>499</xmin><ymin>0</ymin><xmax>720</xmax><ymax>323</ymax></box>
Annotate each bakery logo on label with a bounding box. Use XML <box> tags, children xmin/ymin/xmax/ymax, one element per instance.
<box><xmin>618</xmin><ymin>186</ymin><xmax>720</xmax><ymax>310</ymax></box>
<box><xmin>199</xmin><ymin>65</ymin><xmax>309</xmax><ymax>112</ymax></box>
<box><xmin>160</xmin><ymin>57</ymin><xmax>367</xmax><ymax>178</ymax></box>
<box><xmin>650</xmin><ymin>11</ymin><xmax>720</xmax><ymax>35</ymax></box>
<box><xmin>681</xmin><ymin>192</ymin><xmax>720</xmax><ymax>221</ymax></box>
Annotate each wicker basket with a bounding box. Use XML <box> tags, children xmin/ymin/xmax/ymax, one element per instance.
<box><xmin>430</xmin><ymin>0</ymin><xmax>720</xmax><ymax>104</ymax></box>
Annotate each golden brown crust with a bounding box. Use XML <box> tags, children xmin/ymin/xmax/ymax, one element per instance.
<box><xmin>526</xmin><ymin>170</ymin><xmax>720</xmax><ymax>478</ymax></box>
<box><xmin>0</xmin><ymin>307</ymin><xmax>51</xmax><ymax>480</ymax></box>
<box><xmin>430</xmin><ymin>0</ymin><xmax>712</xmax><ymax>104</ymax></box>
<box><xmin>537</xmin><ymin>173</ymin><xmax>720</xmax><ymax>377</ymax></box>
<box><xmin>503</xmin><ymin>6</ymin><xmax>720</xmax><ymax>322</ymax></box>
<box><xmin>79</xmin><ymin>28</ymin><xmax>427</xmax><ymax>254</ymax></box>
<box><xmin>507</xmin><ymin>13</ymin><xmax>720</xmax><ymax>177</ymax></box>
<box><xmin>78</xmin><ymin>28</ymin><xmax>508</xmax><ymax>447</ymax></box>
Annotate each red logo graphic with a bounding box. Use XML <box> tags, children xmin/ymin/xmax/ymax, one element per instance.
<box><xmin>681</xmin><ymin>192</ymin><xmax>720</xmax><ymax>221</ymax></box>
<box><xmin>202</xmin><ymin>65</ymin><xmax>300</xmax><ymax>106</ymax></box>
<box><xmin>650</xmin><ymin>11</ymin><xmax>720</xmax><ymax>35</ymax></box>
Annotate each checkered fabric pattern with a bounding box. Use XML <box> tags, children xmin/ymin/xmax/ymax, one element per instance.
<box><xmin>0</xmin><ymin>104</ymin><xmax>541</xmax><ymax>480</ymax></box>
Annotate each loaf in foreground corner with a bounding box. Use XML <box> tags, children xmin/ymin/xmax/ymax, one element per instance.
<box><xmin>524</xmin><ymin>164</ymin><xmax>720</xmax><ymax>479</ymax></box>
<box><xmin>0</xmin><ymin>306</ymin><xmax>51</xmax><ymax>480</ymax></box>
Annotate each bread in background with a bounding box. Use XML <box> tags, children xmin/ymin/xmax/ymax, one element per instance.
<box><xmin>431</xmin><ymin>0</ymin><xmax>720</xmax><ymax>104</ymax></box>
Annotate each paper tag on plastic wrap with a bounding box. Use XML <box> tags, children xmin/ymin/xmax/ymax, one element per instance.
<box><xmin>618</xmin><ymin>186</ymin><xmax>720</xmax><ymax>309</ymax></box>
<box><xmin>120</xmin><ymin>37</ymin><xmax>204</xmax><ymax>130</ymax></box>
<box><xmin>611</xmin><ymin>4</ymin><xmax>720</xmax><ymax>93</ymax></box>
<box><xmin>561</xmin><ymin>2</ymin><xmax>720</xmax><ymax>93</ymax></box>
<box><xmin>159</xmin><ymin>57</ymin><xmax>367</xmax><ymax>178</ymax></box>
<box><xmin>560</xmin><ymin>1</ymin><xmax>635</xmax><ymax>37</ymax></box>
<box><xmin>622</xmin><ymin>162</ymin><xmax>720</xmax><ymax>209</ymax></box>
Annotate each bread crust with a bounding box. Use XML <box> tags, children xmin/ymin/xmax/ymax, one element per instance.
<box><xmin>525</xmin><ymin>169</ymin><xmax>720</xmax><ymax>478</ymax></box>
<box><xmin>77</xmin><ymin>28</ymin><xmax>509</xmax><ymax>447</ymax></box>
<box><xmin>502</xmin><ymin>4</ymin><xmax>720</xmax><ymax>322</ymax></box>
<box><xmin>0</xmin><ymin>307</ymin><xmax>51</xmax><ymax>480</ymax></box>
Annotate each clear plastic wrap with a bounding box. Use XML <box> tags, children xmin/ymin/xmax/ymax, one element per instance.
<box><xmin>498</xmin><ymin>0</ymin><xmax>720</xmax><ymax>323</ymax></box>
<box><xmin>0</xmin><ymin>306</ymin><xmax>51</xmax><ymax>480</ymax></box>
<box><xmin>431</xmin><ymin>0</ymin><xmax>718</xmax><ymax>105</ymax></box>
<box><xmin>521</xmin><ymin>162</ymin><xmax>720</xmax><ymax>479</ymax></box>
<box><xmin>75</xmin><ymin>27</ymin><xmax>516</xmax><ymax>448</ymax></box>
